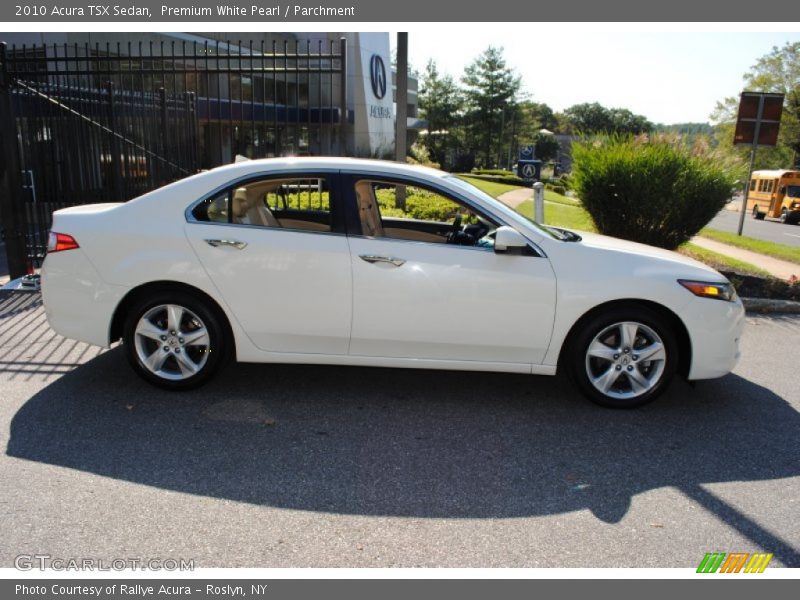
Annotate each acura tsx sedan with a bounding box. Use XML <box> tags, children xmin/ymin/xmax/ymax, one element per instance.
<box><xmin>41</xmin><ymin>158</ymin><xmax>744</xmax><ymax>408</ymax></box>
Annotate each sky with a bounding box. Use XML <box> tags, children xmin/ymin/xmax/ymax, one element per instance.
<box><xmin>393</xmin><ymin>29</ymin><xmax>800</xmax><ymax>125</ymax></box>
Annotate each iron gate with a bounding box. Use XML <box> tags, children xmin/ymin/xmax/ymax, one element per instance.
<box><xmin>0</xmin><ymin>37</ymin><xmax>348</xmax><ymax>279</ymax></box>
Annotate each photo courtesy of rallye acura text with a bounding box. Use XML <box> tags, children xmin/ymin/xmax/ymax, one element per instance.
<box><xmin>41</xmin><ymin>158</ymin><xmax>745</xmax><ymax>408</ymax></box>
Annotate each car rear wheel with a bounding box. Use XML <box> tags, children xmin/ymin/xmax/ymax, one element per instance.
<box><xmin>568</xmin><ymin>307</ymin><xmax>678</xmax><ymax>408</ymax></box>
<box><xmin>123</xmin><ymin>292</ymin><xmax>226</xmax><ymax>390</ymax></box>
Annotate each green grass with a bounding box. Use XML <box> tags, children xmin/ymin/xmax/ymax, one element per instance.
<box><xmin>544</xmin><ymin>189</ymin><xmax>580</xmax><ymax>206</ymax></box>
<box><xmin>457</xmin><ymin>174</ymin><xmax>581</xmax><ymax>206</ymax></box>
<box><xmin>516</xmin><ymin>199</ymin><xmax>597</xmax><ymax>232</ymax></box>
<box><xmin>679</xmin><ymin>243</ymin><xmax>771</xmax><ymax>277</ymax></box>
<box><xmin>699</xmin><ymin>228</ymin><xmax>800</xmax><ymax>266</ymax></box>
<box><xmin>455</xmin><ymin>175</ymin><xmax>522</xmax><ymax>198</ymax></box>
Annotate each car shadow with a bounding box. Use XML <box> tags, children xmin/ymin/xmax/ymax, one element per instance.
<box><xmin>6</xmin><ymin>347</ymin><xmax>800</xmax><ymax>565</ymax></box>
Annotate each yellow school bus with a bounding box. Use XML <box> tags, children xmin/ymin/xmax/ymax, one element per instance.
<box><xmin>748</xmin><ymin>169</ymin><xmax>800</xmax><ymax>224</ymax></box>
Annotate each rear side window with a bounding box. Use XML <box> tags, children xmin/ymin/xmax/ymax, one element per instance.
<box><xmin>192</xmin><ymin>191</ymin><xmax>229</xmax><ymax>223</ymax></box>
<box><xmin>191</xmin><ymin>176</ymin><xmax>333</xmax><ymax>233</ymax></box>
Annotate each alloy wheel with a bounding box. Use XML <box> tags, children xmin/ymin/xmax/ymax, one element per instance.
<box><xmin>133</xmin><ymin>304</ymin><xmax>211</xmax><ymax>381</ymax></box>
<box><xmin>584</xmin><ymin>321</ymin><xmax>667</xmax><ymax>400</ymax></box>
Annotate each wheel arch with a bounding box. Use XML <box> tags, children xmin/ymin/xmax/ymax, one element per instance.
<box><xmin>557</xmin><ymin>298</ymin><xmax>692</xmax><ymax>378</ymax></box>
<box><xmin>109</xmin><ymin>280</ymin><xmax>236</xmax><ymax>359</ymax></box>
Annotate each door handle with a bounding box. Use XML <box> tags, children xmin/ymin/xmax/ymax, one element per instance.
<box><xmin>205</xmin><ymin>239</ymin><xmax>247</xmax><ymax>250</ymax></box>
<box><xmin>359</xmin><ymin>254</ymin><xmax>405</xmax><ymax>267</ymax></box>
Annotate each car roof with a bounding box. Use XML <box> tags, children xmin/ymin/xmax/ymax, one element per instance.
<box><xmin>206</xmin><ymin>156</ymin><xmax>449</xmax><ymax>180</ymax></box>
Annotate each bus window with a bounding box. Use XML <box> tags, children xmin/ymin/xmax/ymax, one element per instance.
<box><xmin>750</xmin><ymin>179</ymin><xmax>757</xmax><ymax>191</ymax></box>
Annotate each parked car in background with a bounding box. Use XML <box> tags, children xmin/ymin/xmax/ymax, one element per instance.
<box><xmin>41</xmin><ymin>158</ymin><xmax>744</xmax><ymax>408</ymax></box>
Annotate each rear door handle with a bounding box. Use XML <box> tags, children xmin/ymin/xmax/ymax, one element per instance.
<box><xmin>205</xmin><ymin>239</ymin><xmax>247</xmax><ymax>250</ymax></box>
<box><xmin>359</xmin><ymin>254</ymin><xmax>405</xmax><ymax>267</ymax></box>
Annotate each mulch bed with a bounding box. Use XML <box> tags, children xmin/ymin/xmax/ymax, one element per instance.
<box><xmin>719</xmin><ymin>270</ymin><xmax>800</xmax><ymax>302</ymax></box>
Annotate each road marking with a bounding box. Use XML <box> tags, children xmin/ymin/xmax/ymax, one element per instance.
<box><xmin>784</xmin><ymin>233</ymin><xmax>800</xmax><ymax>239</ymax></box>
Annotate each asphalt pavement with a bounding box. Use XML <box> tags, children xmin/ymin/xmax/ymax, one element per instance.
<box><xmin>0</xmin><ymin>291</ymin><xmax>799</xmax><ymax>568</ymax></box>
<box><xmin>708</xmin><ymin>209</ymin><xmax>800</xmax><ymax>247</ymax></box>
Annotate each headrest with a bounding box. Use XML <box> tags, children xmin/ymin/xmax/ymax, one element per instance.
<box><xmin>232</xmin><ymin>188</ymin><xmax>249</xmax><ymax>218</ymax></box>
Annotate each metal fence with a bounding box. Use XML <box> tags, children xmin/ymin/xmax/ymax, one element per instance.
<box><xmin>0</xmin><ymin>37</ymin><xmax>348</xmax><ymax>278</ymax></box>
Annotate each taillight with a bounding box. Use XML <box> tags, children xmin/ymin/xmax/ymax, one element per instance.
<box><xmin>47</xmin><ymin>231</ymin><xmax>79</xmax><ymax>253</ymax></box>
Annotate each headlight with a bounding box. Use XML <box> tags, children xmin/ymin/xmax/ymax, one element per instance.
<box><xmin>678</xmin><ymin>280</ymin><xmax>737</xmax><ymax>302</ymax></box>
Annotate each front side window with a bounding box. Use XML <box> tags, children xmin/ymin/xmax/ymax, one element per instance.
<box><xmin>354</xmin><ymin>180</ymin><xmax>498</xmax><ymax>247</ymax></box>
<box><xmin>192</xmin><ymin>176</ymin><xmax>332</xmax><ymax>233</ymax></box>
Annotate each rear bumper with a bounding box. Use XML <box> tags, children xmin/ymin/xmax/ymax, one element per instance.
<box><xmin>41</xmin><ymin>249</ymin><xmax>128</xmax><ymax>348</ymax></box>
<box><xmin>683</xmin><ymin>296</ymin><xmax>746</xmax><ymax>380</ymax></box>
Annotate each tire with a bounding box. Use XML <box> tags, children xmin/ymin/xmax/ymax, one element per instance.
<box><xmin>566</xmin><ymin>306</ymin><xmax>678</xmax><ymax>409</ymax></box>
<box><xmin>122</xmin><ymin>291</ymin><xmax>227</xmax><ymax>390</ymax></box>
<box><xmin>752</xmin><ymin>205</ymin><xmax>765</xmax><ymax>220</ymax></box>
<box><xmin>780</xmin><ymin>209</ymin><xmax>788</xmax><ymax>223</ymax></box>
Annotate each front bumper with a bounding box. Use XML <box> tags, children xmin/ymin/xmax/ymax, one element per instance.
<box><xmin>682</xmin><ymin>295</ymin><xmax>746</xmax><ymax>380</ymax></box>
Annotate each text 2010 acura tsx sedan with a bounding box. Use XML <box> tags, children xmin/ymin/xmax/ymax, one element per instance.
<box><xmin>41</xmin><ymin>158</ymin><xmax>745</xmax><ymax>408</ymax></box>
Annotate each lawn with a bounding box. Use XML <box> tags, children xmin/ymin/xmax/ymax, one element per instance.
<box><xmin>699</xmin><ymin>228</ymin><xmax>800</xmax><ymax>266</ymax></box>
<box><xmin>678</xmin><ymin>243</ymin><xmax>770</xmax><ymax>277</ymax></box>
<box><xmin>516</xmin><ymin>199</ymin><xmax>597</xmax><ymax>232</ymax></box>
<box><xmin>455</xmin><ymin>175</ymin><xmax>522</xmax><ymax>198</ymax></box>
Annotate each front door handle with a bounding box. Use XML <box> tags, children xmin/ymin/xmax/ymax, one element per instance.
<box><xmin>359</xmin><ymin>254</ymin><xmax>405</xmax><ymax>267</ymax></box>
<box><xmin>205</xmin><ymin>239</ymin><xmax>247</xmax><ymax>250</ymax></box>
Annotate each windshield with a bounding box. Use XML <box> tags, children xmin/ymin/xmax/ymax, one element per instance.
<box><xmin>444</xmin><ymin>175</ymin><xmax>564</xmax><ymax>240</ymax></box>
<box><xmin>787</xmin><ymin>185</ymin><xmax>800</xmax><ymax>198</ymax></box>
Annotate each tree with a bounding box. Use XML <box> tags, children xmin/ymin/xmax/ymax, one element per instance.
<box><xmin>533</xmin><ymin>131</ymin><xmax>560</xmax><ymax>163</ymax></box>
<box><xmin>711</xmin><ymin>41</ymin><xmax>800</xmax><ymax>170</ymax></box>
<box><xmin>461</xmin><ymin>47</ymin><xmax>521</xmax><ymax>167</ymax></box>
<box><xmin>417</xmin><ymin>60</ymin><xmax>466</xmax><ymax>170</ymax></box>
<box><xmin>560</xmin><ymin>102</ymin><xmax>653</xmax><ymax>135</ymax></box>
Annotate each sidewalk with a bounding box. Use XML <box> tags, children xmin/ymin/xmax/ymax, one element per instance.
<box><xmin>692</xmin><ymin>236</ymin><xmax>798</xmax><ymax>280</ymax></box>
<box><xmin>497</xmin><ymin>188</ymin><xmax>532</xmax><ymax>209</ymax></box>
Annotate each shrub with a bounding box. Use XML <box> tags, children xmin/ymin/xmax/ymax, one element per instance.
<box><xmin>464</xmin><ymin>173</ymin><xmax>526</xmax><ymax>186</ymax></box>
<box><xmin>472</xmin><ymin>168</ymin><xmax>514</xmax><ymax>177</ymax></box>
<box><xmin>571</xmin><ymin>135</ymin><xmax>736</xmax><ymax>249</ymax></box>
<box><xmin>375</xmin><ymin>188</ymin><xmax>472</xmax><ymax>222</ymax></box>
<box><xmin>552</xmin><ymin>185</ymin><xmax>567</xmax><ymax>196</ymax></box>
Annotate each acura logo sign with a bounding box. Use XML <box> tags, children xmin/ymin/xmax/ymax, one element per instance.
<box><xmin>370</xmin><ymin>54</ymin><xmax>386</xmax><ymax>100</ymax></box>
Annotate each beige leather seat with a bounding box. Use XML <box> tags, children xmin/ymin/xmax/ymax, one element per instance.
<box><xmin>356</xmin><ymin>181</ymin><xmax>383</xmax><ymax>237</ymax></box>
<box><xmin>232</xmin><ymin>187</ymin><xmax>280</xmax><ymax>227</ymax></box>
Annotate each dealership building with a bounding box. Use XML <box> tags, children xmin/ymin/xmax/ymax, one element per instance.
<box><xmin>0</xmin><ymin>30</ymin><xmax>423</xmax><ymax>273</ymax></box>
<box><xmin>0</xmin><ymin>31</ymin><xmax>420</xmax><ymax>164</ymax></box>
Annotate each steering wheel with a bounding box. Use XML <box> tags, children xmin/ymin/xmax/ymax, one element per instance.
<box><xmin>448</xmin><ymin>212</ymin><xmax>463</xmax><ymax>242</ymax></box>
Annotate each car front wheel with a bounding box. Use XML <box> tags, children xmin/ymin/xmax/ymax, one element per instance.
<box><xmin>122</xmin><ymin>292</ymin><xmax>226</xmax><ymax>390</ymax></box>
<box><xmin>568</xmin><ymin>307</ymin><xmax>678</xmax><ymax>408</ymax></box>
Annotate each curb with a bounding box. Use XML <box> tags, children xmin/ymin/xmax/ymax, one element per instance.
<box><xmin>742</xmin><ymin>297</ymin><xmax>800</xmax><ymax>314</ymax></box>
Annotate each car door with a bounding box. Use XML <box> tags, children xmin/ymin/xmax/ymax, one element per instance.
<box><xmin>185</xmin><ymin>172</ymin><xmax>352</xmax><ymax>355</ymax></box>
<box><xmin>344</xmin><ymin>174</ymin><xmax>556</xmax><ymax>365</ymax></box>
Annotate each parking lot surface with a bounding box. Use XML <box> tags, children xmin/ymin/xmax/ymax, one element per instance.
<box><xmin>0</xmin><ymin>290</ymin><xmax>798</xmax><ymax>568</ymax></box>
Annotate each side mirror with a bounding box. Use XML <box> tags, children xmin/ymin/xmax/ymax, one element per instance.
<box><xmin>494</xmin><ymin>226</ymin><xmax>528</xmax><ymax>253</ymax></box>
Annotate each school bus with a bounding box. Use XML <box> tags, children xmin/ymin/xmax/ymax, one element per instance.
<box><xmin>748</xmin><ymin>169</ymin><xmax>800</xmax><ymax>224</ymax></box>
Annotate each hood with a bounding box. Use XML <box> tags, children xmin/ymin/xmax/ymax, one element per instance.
<box><xmin>574</xmin><ymin>230</ymin><xmax>726</xmax><ymax>280</ymax></box>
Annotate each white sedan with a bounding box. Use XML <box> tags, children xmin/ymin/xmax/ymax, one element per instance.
<box><xmin>41</xmin><ymin>158</ymin><xmax>745</xmax><ymax>408</ymax></box>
